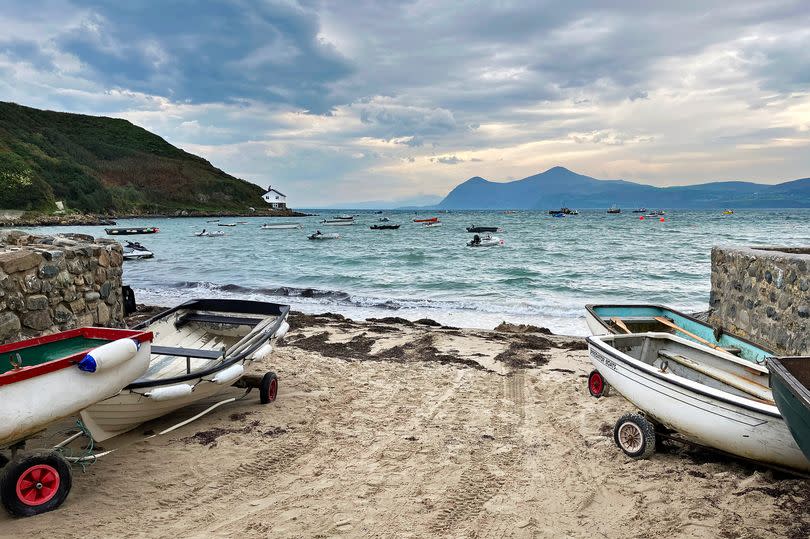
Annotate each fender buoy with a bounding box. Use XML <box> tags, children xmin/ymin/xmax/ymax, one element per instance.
<box><xmin>145</xmin><ymin>384</ymin><xmax>194</xmax><ymax>401</ymax></box>
<box><xmin>77</xmin><ymin>338</ymin><xmax>139</xmax><ymax>373</ymax></box>
<box><xmin>211</xmin><ymin>364</ymin><xmax>245</xmax><ymax>385</ymax></box>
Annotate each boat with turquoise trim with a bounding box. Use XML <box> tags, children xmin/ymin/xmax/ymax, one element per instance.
<box><xmin>585</xmin><ymin>304</ymin><xmax>771</xmax><ymax>364</ymax></box>
<box><xmin>766</xmin><ymin>356</ymin><xmax>810</xmax><ymax>462</ymax></box>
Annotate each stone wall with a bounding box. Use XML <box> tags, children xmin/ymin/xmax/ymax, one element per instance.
<box><xmin>709</xmin><ymin>245</ymin><xmax>809</xmax><ymax>356</ymax></box>
<box><xmin>0</xmin><ymin>230</ymin><xmax>124</xmax><ymax>344</ymax></box>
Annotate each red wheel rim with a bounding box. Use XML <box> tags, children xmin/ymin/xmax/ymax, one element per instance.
<box><xmin>16</xmin><ymin>464</ymin><xmax>60</xmax><ymax>506</ymax></box>
<box><xmin>269</xmin><ymin>378</ymin><xmax>278</xmax><ymax>401</ymax></box>
<box><xmin>589</xmin><ymin>372</ymin><xmax>604</xmax><ymax>395</ymax></box>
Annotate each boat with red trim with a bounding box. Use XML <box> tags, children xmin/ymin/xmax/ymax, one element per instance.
<box><xmin>413</xmin><ymin>217</ymin><xmax>438</xmax><ymax>223</ymax></box>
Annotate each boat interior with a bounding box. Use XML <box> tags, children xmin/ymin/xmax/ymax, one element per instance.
<box><xmin>776</xmin><ymin>357</ymin><xmax>810</xmax><ymax>389</ymax></box>
<box><xmin>136</xmin><ymin>308</ymin><xmax>278</xmax><ymax>382</ymax></box>
<box><xmin>605</xmin><ymin>333</ymin><xmax>773</xmax><ymax>403</ymax></box>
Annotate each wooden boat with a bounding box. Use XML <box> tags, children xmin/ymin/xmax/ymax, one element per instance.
<box><xmin>587</xmin><ymin>332</ymin><xmax>810</xmax><ymax>472</ymax></box>
<box><xmin>80</xmin><ymin>299</ymin><xmax>290</xmax><ymax>442</ymax></box>
<box><xmin>766</xmin><ymin>356</ymin><xmax>810</xmax><ymax>462</ymax></box>
<box><xmin>105</xmin><ymin>227</ymin><xmax>159</xmax><ymax>235</ymax></box>
<box><xmin>466</xmin><ymin>226</ymin><xmax>501</xmax><ymax>233</ymax></box>
<box><xmin>321</xmin><ymin>219</ymin><xmax>354</xmax><ymax>226</ymax></box>
<box><xmin>413</xmin><ymin>217</ymin><xmax>438</xmax><ymax>223</ymax></box>
<box><xmin>260</xmin><ymin>223</ymin><xmax>302</xmax><ymax>230</ymax></box>
<box><xmin>0</xmin><ymin>328</ymin><xmax>153</xmax><ymax>516</ymax></box>
<box><xmin>370</xmin><ymin>224</ymin><xmax>400</xmax><ymax>230</ymax></box>
<box><xmin>584</xmin><ymin>304</ymin><xmax>770</xmax><ymax>364</ymax></box>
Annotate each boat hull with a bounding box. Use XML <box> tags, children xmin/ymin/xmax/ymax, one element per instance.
<box><xmin>767</xmin><ymin>357</ymin><xmax>810</xmax><ymax>462</ymax></box>
<box><xmin>584</xmin><ymin>304</ymin><xmax>771</xmax><ymax>364</ymax></box>
<box><xmin>261</xmin><ymin>224</ymin><xmax>301</xmax><ymax>229</ymax></box>
<box><xmin>1</xmin><ymin>333</ymin><xmax>152</xmax><ymax>447</ymax></box>
<box><xmin>588</xmin><ymin>335</ymin><xmax>810</xmax><ymax>471</ymax></box>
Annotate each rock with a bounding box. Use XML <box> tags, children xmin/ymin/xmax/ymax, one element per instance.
<box><xmin>26</xmin><ymin>294</ymin><xmax>48</xmax><ymax>310</ymax></box>
<box><xmin>85</xmin><ymin>291</ymin><xmax>100</xmax><ymax>302</ymax></box>
<box><xmin>23</xmin><ymin>273</ymin><xmax>41</xmax><ymax>293</ymax></box>
<box><xmin>0</xmin><ymin>312</ymin><xmax>21</xmax><ymax>341</ymax></box>
<box><xmin>40</xmin><ymin>264</ymin><xmax>60</xmax><ymax>278</ymax></box>
<box><xmin>52</xmin><ymin>237</ymin><xmax>78</xmax><ymax>247</ymax></box>
<box><xmin>799</xmin><ymin>306</ymin><xmax>809</xmax><ymax>319</ymax></box>
<box><xmin>53</xmin><ymin>304</ymin><xmax>74</xmax><ymax>325</ymax></box>
<box><xmin>99</xmin><ymin>281</ymin><xmax>112</xmax><ymax>299</ymax></box>
<box><xmin>0</xmin><ymin>250</ymin><xmax>43</xmax><ymax>274</ymax></box>
<box><xmin>22</xmin><ymin>310</ymin><xmax>52</xmax><ymax>331</ymax></box>
<box><xmin>97</xmin><ymin>302</ymin><xmax>111</xmax><ymax>324</ymax></box>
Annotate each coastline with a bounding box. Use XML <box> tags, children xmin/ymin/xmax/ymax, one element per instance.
<box><xmin>0</xmin><ymin>209</ymin><xmax>314</xmax><ymax>227</ymax></box>
<box><xmin>3</xmin><ymin>308</ymin><xmax>807</xmax><ymax>537</ymax></box>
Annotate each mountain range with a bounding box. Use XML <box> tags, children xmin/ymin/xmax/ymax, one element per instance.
<box><xmin>437</xmin><ymin>167</ymin><xmax>810</xmax><ymax>209</ymax></box>
<box><xmin>0</xmin><ymin>102</ymin><xmax>267</xmax><ymax>213</ymax></box>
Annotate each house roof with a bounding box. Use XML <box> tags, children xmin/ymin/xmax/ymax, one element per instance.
<box><xmin>264</xmin><ymin>188</ymin><xmax>286</xmax><ymax>197</ymax></box>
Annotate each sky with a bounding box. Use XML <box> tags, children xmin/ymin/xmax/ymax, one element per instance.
<box><xmin>1</xmin><ymin>1</ymin><xmax>810</xmax><ymax>206</ymax></box>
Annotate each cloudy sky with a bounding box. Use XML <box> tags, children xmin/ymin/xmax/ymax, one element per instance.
<box><xmin>2</xmin><ymin>1</ymin><xmax>809</xmax><ymax>206</ymax></box>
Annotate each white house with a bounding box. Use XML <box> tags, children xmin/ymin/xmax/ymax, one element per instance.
<box><xmin>262</xmin><ymin>186</ymin><xmax>287</xmax><ymax>209</ymax></box>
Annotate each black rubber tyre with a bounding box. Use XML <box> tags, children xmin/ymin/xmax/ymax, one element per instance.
<box><xmin>259</xmin><ymin>371</ymin><xmax>279</xmax><ymax>404</ymax></box>
<box><xmin>613</xmin><ymin>413</ymin><xmax>656</xmax><ymax>459</ymax></box>
<box><xmin>587</xmin><ymin>370</ymin><xmax>610</xmax><ymax>398</ymax></box>
<box><xmin>0</xmin><ymin>452</ymin><xmax>73</xmax><ymax>517</ymax></box>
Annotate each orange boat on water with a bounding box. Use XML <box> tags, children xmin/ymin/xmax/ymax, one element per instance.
<box><xmin>413</xmin><ymin>217</ymin><xmax>438</xmax><ymax>223</ymax></box>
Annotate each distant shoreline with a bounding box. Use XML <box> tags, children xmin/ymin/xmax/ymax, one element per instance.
<box><xmin>0</xmin><ymin>209</ymin><xmax>314</xmax><ymax>227</ymax></box>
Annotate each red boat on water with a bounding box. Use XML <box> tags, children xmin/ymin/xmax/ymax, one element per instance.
<box><xmin>413</xmin><ymin>217</ymin><xmax>438</xmax><ymax>223</ymax></box>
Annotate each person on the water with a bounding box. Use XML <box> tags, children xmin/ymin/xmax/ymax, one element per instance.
<box><xmin>472</xmin><ymin>234</ymin><xmax>481</xmax><ymax>245</ymax></box>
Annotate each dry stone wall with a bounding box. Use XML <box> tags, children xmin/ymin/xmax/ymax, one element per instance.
<box><xmin>0</xmin><ymin>230</ymin><xmax>124</xmax><ymax>344</ymax></box>
<box><xmin>709</xmin><ymin>245</ymin><xmax>809</xmax><ymax>355</ymax></box>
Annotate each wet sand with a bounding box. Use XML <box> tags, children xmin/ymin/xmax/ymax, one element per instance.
<box><xmin>1</xmin><ymin>312</ymin><xmax>807</xmax><ymax>538</ymax></box>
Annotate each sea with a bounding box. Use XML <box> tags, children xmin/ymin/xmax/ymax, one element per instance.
<box><xmin>25</xmin><ymin>209</ymin><xmax>810</xmax><ymax>336</ymax></box>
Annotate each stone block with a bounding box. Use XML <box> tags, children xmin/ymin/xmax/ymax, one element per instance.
<box><xmin>0</xmin><ymin>312</ymin><xmax>21</xmax><ymax>342</ymax></box>
<box><xmin>0</xmin><ymin>250</ymin><xmax>43</xmax><ymax>274</ymax></box>
<box><xmin>26</xmin><ymin>294</ymin><xmax>48</xmax><ymax>310</ymax></box>
<box><xmin>40</xmin><ymin>264</ymin><xmax>60</xmax><ymax>278</ymax></box>
<box><xmin>22</xmin><ymin>310</ymin><xmax>52</xmax><ymax>331</ymax></box>
<box><xmin>85</xmin><ymin>291</ymin><xmax>100</xmax><ymax>302</ymax></box>
<box><xmin>99</xmin><ymin>281</ymin><xmax>112</xmax><ymax>299</ymax></box>
<box><xmin>53</xmin><ymin>304</ymin><xmax>74</xmax><ymax>325</ymax></box>
<box><xmin>97</xmin><ymin>302</ymin><xmax>110</xmax><ymax>324</ymax></box>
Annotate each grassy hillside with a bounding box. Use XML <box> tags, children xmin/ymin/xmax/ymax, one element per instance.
<box><xmin>0</xmin><ymin>102</ymin><xmax>267</xmax><ymax>213</ymax></box>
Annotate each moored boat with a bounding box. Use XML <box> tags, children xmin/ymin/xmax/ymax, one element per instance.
<box><xmin>80</xmin><ymin>299</ymin><xmax>290</xmax><ymax>442</ymax></box>
<box><xmin>260</xmin><ymin>223</ymin><xmax>302</xmax><ymax>230</ymax></box>
<box><xmin>217</xmin><ymin>223</ymin><xmax>237</xmax><ymax>227</ymax></box>
<box><xmin>194</xmin><ymin>230</ymin><xmax>225</xmax><ymax>237</ymax></box>
<box><xmin>122</xmin><ymin>241</ymin><xmax>154</xmax><ymax>260</ymax></box>
<box><xmin>766</xmin><ymin>356</ymin><xmax>810</xmax><ymax>462</ymax></box>
<box><xmin>422</xmin><ymin>221</ymin><xmax>442</xmax><ymax>228</ymax></box>
<box><xmin>105</xmin><ymin>227</ymin><xmax>159</xmax><ymax>235</ymax></box>
<box><xmin>309</xmin><ymin>232</ymin><xmax>340</xmax><ymax>240</ymax></box>
<box><xmin>370</xmin><ymin>224</ymin><xmax>400</xmax><ymax>230</ymax></box>
<box><xmin>466</xmin><ymin>225</ymin><xmax>502</xmax><ymax>233</ymax></box>
<box><xmin>321</xmin><ymin>219</ymin><xmax>354</xmax><ymax>226</ymax></box>
<box><xmin>723</xmin><ymin>209</ymin><xmax>734</xmax><ymax>215</ymax></box>
<box><xmin>413</xmin><ymin>217</ymin><xmax>438</xmax><ymax>223</ymax></box>
<box><xmin>584</xmin><ymin>304</ymin><xmax>770</xmax><ymax>364</ymax></box>
<box><xmin>587</xmin><ymin>332</ymin><xmax>810</xmax><ymax>472</ymax></box>
<box><xmin>607</xmin><ymin>205</ymin><xmax>621</xmax><ymax>214</ymax></box>
<box><xmin>467</xmin><ymin>234</ymin><xmax>504</xmax><ymax>247</ymax></box>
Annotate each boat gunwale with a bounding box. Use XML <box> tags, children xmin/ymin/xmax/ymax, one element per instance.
<box><xmin>124</xmin><ymin>299</ymin><xmax>289</xmax><ymax>390</ymax></box>
<box><xmin>766</xmin><ymin>357</ymin><xmax>810</xmax><ymax>410</ymax></box>
<box><xmin>0</xmin><ymin>328</ymin><xmax>154</xmax><ymax>386</ymax></box>
<box><xmin>584</xmin><ymin>303</ymin><xmax>774</xmax><ymax>356</ymax></box>
<box><xmin>587</xmin><ymin>332</ymin><xmax>780</xmax><ymax>418</ymax></box>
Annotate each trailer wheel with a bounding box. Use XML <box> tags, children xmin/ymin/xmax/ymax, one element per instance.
<box><xmin>259</xmin><ymin>371</ymin><xmax>279</xmax><ymax>404</ymax></box>
<box><xmin>613</xmin><ymin>414</ymin><xmax>656</xmax><ymax>459</ymax></box>
<box><xmin>0</xmin><ymin>453</ymin><xmax>72</xmax><ymax>517</ymax></box>
<box><xmin>587</xmin><ymin>370</ymin><xmax>610</xmax><ymax>398</ymax></box>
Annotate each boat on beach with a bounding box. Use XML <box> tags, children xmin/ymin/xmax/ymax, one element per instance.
<box><xmin>122</xmin><ymin>241</ymin><xmax>154</xmax><ymax>260</ymax></box>
<box><xmin>766</xmin><ymin>356</ymin><xmax>810</xmax><ymax>461</ymax></box>
<box><xmin>584</xmin><ymin>304</ymin><xmax>770</xmax><ymax>364</ymax></box>
<box><xmin>587</xmin><ymin>332</ymin><xmax>810</xmax><ymax>472</ymax></box>
<box><xmin>260</xmin><ymin>223</ymin><xmax>302</xmax><ymax>230</ymax></box>
<box><xmin>1</xmin><ymin>328</ymin><xmax>153</xmax><ymax>516</ymax></box>
<box><xmin>105</xmin><ymin>227</ymin><xmax>159</xmax><ymax>235</ymax></box>
<box><xmin>309</xmin><ymin>232</ymin><xmax>341</xmax><ymax>240</ymax></box>
<box><xmin>466</xmin><ymin>226</ymin><xmax>502</xmax><ymax>233</ymax></box>
<box><xmin>370</xmin><ymin>224</ymin><xmax>400</xmax><ymax>230</ymax></box>
<box><xmin>80</xmin><ymin>299</ymin><xmax>290</xmax><ymax>442</ymax></box>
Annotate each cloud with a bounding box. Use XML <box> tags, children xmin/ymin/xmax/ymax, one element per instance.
<box><xmin>431</xmin><ymin>155</ymin><xmax>464</xmax><ymax>165</ymax></box>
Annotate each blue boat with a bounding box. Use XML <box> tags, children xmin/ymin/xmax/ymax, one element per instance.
<box><xmin>584</xmin><ymin>304</ymin><xmax>771</xmax><ymax>364</ymax></box>
<box><xmin>766</xmin><ymin>356</ymin><xmax>810</xmax><ymax>462</ymax></box>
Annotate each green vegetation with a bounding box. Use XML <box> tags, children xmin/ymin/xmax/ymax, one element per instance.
<box><xmin>0</xmin><ymin>102</ymin><xmax>267</xmax><ymax>213</ymax></box>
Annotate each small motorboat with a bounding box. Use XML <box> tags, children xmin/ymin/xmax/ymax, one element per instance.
<box><xmin>81</xmin><ymin>299</ymin><xmax>290</xmax><ymax>442</ymax></box>
<box><xmin>260</xmin><ymin>223</ymin><xmax>302</xmax><ymax>230</ymax></box>
<box><xmin>584</xmin><ymin>304</ymin><xmax>770</xmax><ymax>364</ymax></box>
<box><xmin>548</xmin><ymin>207</ymin><xmax>578</xmax><ymax>215</ymax></box>
<box><xmin>374</xmin><ymin>211</ymin><xmax>383</xmax><ymax>214</ymax></box>
<box><xmin>105</xmin><ymin>227</ymin><xmax>159</xmax><ymax>235</ymax></box>
<box><xmin>413</xmin><ymin>217</ymin><xmax>438</xmax><ymax>223</ymax></box>
<box><xmin>422</xmin><ymin>221</ymin><xmax>443</xmax><ymax>228</ymax></box>
<box><xmin>194</xmin><ymin>230</ymin><xmax>226</xmax><ymax>237</ymax></box>
<box><xmin>587</xmin><ymin>332</ymin><xmax>810</xmax><ymax>472</ymax></box>
<box><xmin>309</xmin><ymin>232</ymin><xmax>341</xmax><ymax>240</ymax></box>
<box><xmin>632</xmin><ymin>208</ymin><xmax>647</xmax><ymax>213</ymax></box>
<box><xmin>467</xmin><ymin>234</ymin><xmax>504</xmax><ymax>247</ymax></box>
<box><xmin>723</xmin><ymin>209</ymin><xmax>734</xmax><ymax>215</ymax></box>
<box><xmin>321</xmin><ymin>219</ymin><xmax>354</xmax><ymax>226</ymax></box>
<box><xmin>607</xmin><ymin>205</ymin><xmax>621</xmax><ymax>214</ymax></box>
<box><xmin>370</xmin><ymin>224</ymin><xmax>400</xmax><ymax>230</ymax></box>
<box><xmin>466</xmin><ymin>226</ymin><xmax>502</xmax><ymax>233</ymax></box>
<box><xmin>122</xmin><ymin>241</ymin><xmax>154</xmax><ymax>260</ymax></box>
<box><xmin>207</xmin><ymin>219</ymin><xmax>220</xmax><ymax>223</ymax></box>
<box><xmin>218</xmin><ymin>223</ymin><xmax>237</xmax><ymax>227</ymax></box>
<box><xmin>379</xmin><ymin>217</ymin><xmax>391</xmax><ymax>222</ymax></box>
<box><xmin>336</xmin><ymin>214</ymin><xmax>355</xmax><ymax>220</ymax></box>
<box><xmin>766</xmin><ymin>356</ymin><xmax>810</xmax><ymax>462</ymax></box>
<box><xmin>551</xmin><ymin>212</ymin><xmax>565</xmax><ymax>218</ymax></box>
<box><xmin>1</xmin><ymin>327</ymin><xmax>153</xmax><ymax>515</ymax></box>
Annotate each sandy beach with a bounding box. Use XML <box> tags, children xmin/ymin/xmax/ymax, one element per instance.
<box><xmin>1</xmin><ymin>312</ymin><xmax>807</xmax><ymax>538</ymax></box>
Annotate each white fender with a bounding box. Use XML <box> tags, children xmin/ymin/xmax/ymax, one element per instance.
<box><xmin>249</xmin><ymin>342</ymin><xmax>273</xmax><ymax>361</ymax></box>
<box><xmin>145</xmin><ymin>383</ymin><xmax>194</xmax><ymax>401</ymax></box>
<box><xmin>78</xmin><ymin>338</ymin><xmax>139</xmax><ymax>373</ymax></box>
<box><xmin>211</xmin><ymin>364</ymin><xmax>244</xmax><ymax>385</ymax></box>
<box><xmin>274</xmin><ymin>320</ymin><xmax>290</xmax><ymax>340</ymax></box>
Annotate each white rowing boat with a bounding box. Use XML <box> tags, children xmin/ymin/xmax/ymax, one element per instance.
<box><xmin>587</xmin><ymin>332</ymin><xmax>809</xmax><ymax>471</ymax></box>
<box><xmin>260</xmin><ymin>223</ymin><xmax>302</xmax><ymax>230</ymax></box>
